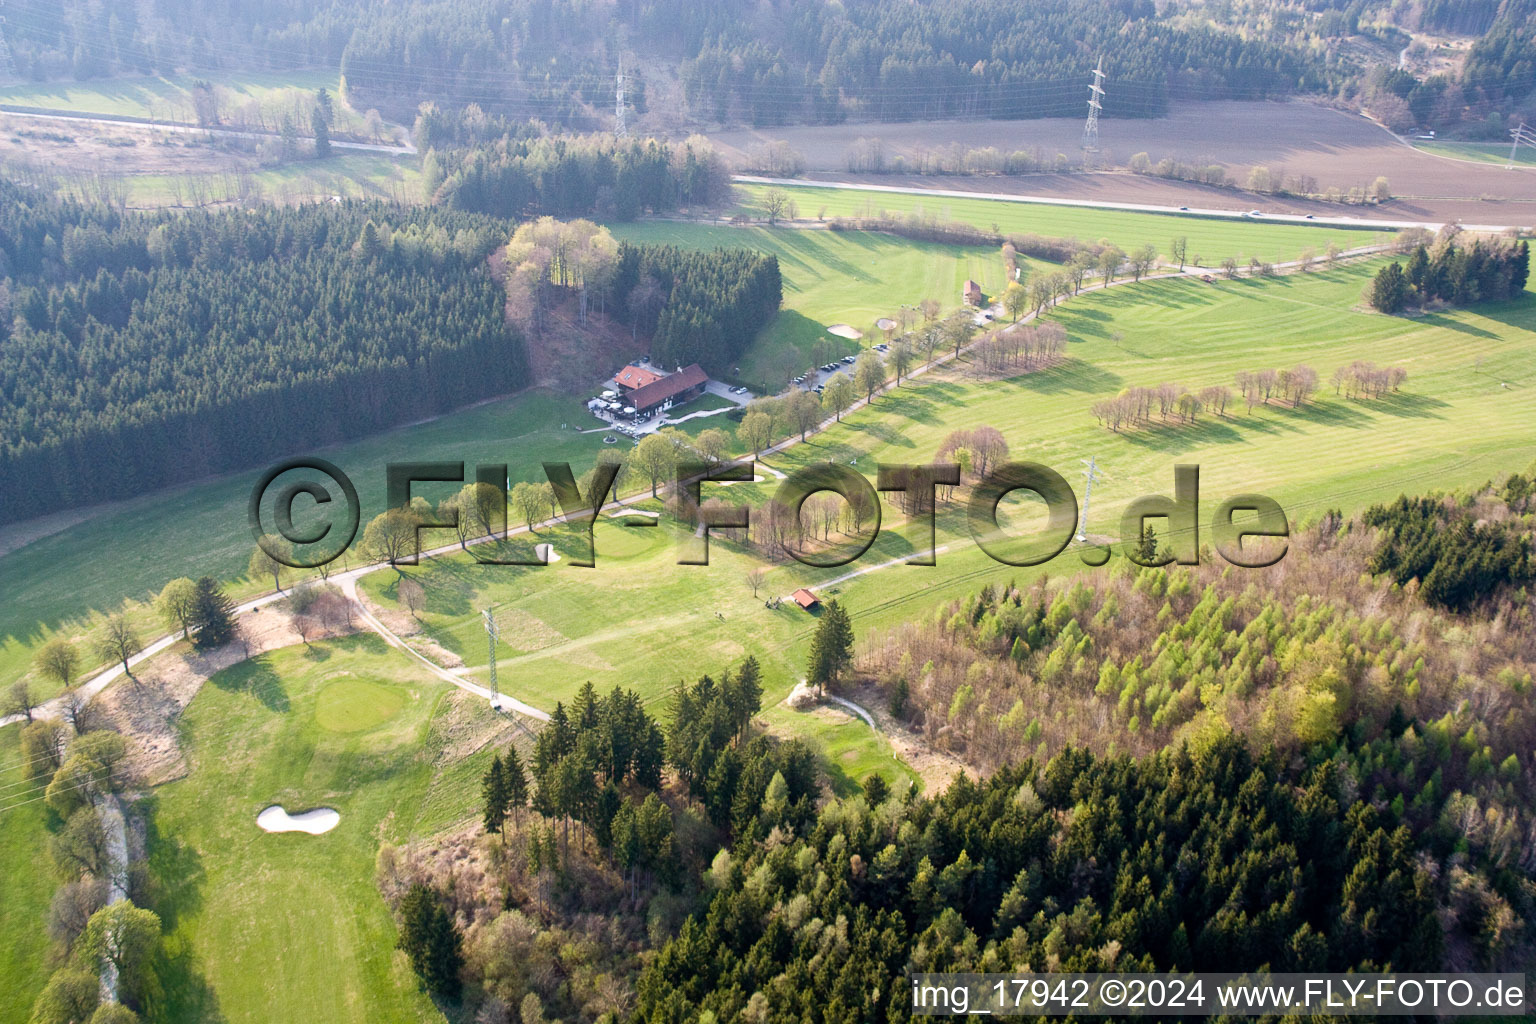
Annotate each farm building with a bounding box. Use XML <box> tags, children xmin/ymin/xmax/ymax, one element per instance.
<box><xmin>625</xmin><ymin>364</ymin><xmax>710</xmax><ymax>417</ymax></box>
<box><xmin>791</xmin><ymin>588</ymin><xmax>819</xmax><ymax>610</ymax></box>
<box><xmin>614</xmin><ymin>365</ymin><xmax>664</xmax><ymax>392</ymax></box>
<box><xmin>963</xmin><ymin>280</ymin><xmax>983</xmax><ymax>306</ymax></box>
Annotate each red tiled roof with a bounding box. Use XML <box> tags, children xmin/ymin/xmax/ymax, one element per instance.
<box><xmin>626</xmin><ymin>364</ymin><xmax>709</xmax><ymax>410</ymax></box>
<box><xmin>615</xmin><ymin>365</ymin><xmax>664</xmax><ymax>390</ymax></box>
<box><xmin>792</xmin><ymin>588</ymin><xmax>819</xmax><ymax>609</ymax></box>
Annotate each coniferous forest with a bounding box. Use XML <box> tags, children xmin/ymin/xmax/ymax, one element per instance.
<box><xmin>426</xmin><ymin>132</ymin><xmax>734</xmax><ymax>220</ymax></box>
<box><xmin>0</xmin><ymin>186</ymin><xmax>527</xmax><ymax>524</ymax></box>
<box><xmin>613</xmin><ymin>244</ymin><xmax>783</xmax><ymax>373</ymax></box>
<box><xmin>0</xmin><ymin>185</ymin><xmax>784</xmax><ymax>524</ymax></box>
<box><xmin>1368</xmin><ymin>236</ymin><xmax>1531</xmax><ymax>314</ymax></box>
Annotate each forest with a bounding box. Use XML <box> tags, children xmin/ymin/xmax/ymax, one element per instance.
<box><xmin>372</xmin><ymin>477</ymin><xmax>1536</xmax><ymax>1023</ymax></box>
<box><xmin>1368</xmin><ymin>236</ymin><xmax>1531</xmax><ymax>314</ymax></box>
<box><xmin>3</xmin><ymin>0</ymin><xmax>1531</xmax><ymax>132</ymax></box>
<box><xmin>425</xmin><ymin>131</ymin><xmax>733</xmax><ymax>220</ymax></box>
<box><xmin>0</xmin><ymin>186</ymin><xmax>526</xmax><ymax>524</ymax></box>
<box><xmin>612</xmin><ymin>242</ymin><xmax>783</xmax><ymax>373</ymax></box>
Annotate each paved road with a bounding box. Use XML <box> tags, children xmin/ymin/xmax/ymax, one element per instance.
<box><xmin>734</xmin><ymin>175</ymin><xmax>1523</xmax><ymax>233</ymax></box>
<box><xmin>0</xmin><ymin>105</ymin><xmax>417</xmax><ymax>155</ymax></box>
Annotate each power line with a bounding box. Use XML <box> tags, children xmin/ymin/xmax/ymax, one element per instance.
<box><xmin>1509</xmin><ymin>122</ymin><xmax>1535</xmax><ymax>169</ymax></box>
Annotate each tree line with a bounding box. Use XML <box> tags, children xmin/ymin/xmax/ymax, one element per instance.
<box><xmin>425</xmin><ymin>131</ymin><xmax>733</xmax><ymax>221</ymax></box>
<box><xmin>612</xmin><ymin>242</ymin><xmax>783</xmax><ymax>373</ymax></box>
<box><xmin>678</xmin><ymin>0</ymin><xmax>1321</xmax><ymax>125</ymax></box>
<box><xmin>0</xmin><ymin>189</ymin><xmax>527</xmax><ymax>524</ymax></box>
<box><xmin>1369</xmin><ymin>237</ymin><xmax>1530</xmax><ymax>314</ymax></box>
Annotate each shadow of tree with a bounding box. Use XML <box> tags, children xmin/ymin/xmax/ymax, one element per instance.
<box><xmin>1014</xmin><ymin>358</ymin><xmax>1125</xmax><ymax>395</ymax></box>
<box><xmin>137</xmin><ymin>795</ymin><xmax>225</xmax><ymax>1023</ymax></box>
<box><xmin>1366</xmin><ymin>390</ymin><xmax>1451</xmax><ymax>419</ymax></box>
<box><xmin>208</xmin><ymin>654</ymin><xmax>289</xmax><ymax>713</ymax></box>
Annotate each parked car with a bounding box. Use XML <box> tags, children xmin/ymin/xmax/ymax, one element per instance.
<box><xmin>842</xmin><ymin>355</ymin><xmax>856</xmax><ymax>364</ymax></box>
<box><xmin>730</xmin><ymin>385</ymin><xmax>748</xmax><ymax>394</ymax></box>
<box><xmin>1246</xmin><ymin>210</ymin><xmax>1262</xmax><ymax>217</ymax></box>
<box><xmin>1177</xmin><ymin>205</ymin><xmax>1189</xmax><ymax>211</ymax></box>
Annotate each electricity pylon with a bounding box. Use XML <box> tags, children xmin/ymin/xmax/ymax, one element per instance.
<box><xmin>615</xmin><ymin>60</ymin><xmax>627</xmax><ymax>138</ymax></box>
<box><xmin>1509</xmin><ymin>123</ymin><xmax>1535</xmax><ymax>169</ymax></box>
<box><xmin>1077</xmin><ymin>456</ymin><xmax>1107</xmax><ymax>543</ymax></box>
<box><xmin>1081</xmin><ymin>56</ymin><xmax>1105</xmax><ymax>160</ymax></box>
<box><xmin>483</xmin><ymin>608</ymin><xmax>501</xmax><ymax>709</ymax></box>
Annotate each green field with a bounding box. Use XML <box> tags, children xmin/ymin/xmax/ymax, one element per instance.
<box><xmin>352</xmin><ymin>260</ymin><xmax>1536</xmax><ymax>727</ymax></box>
<box><xmin>0</xmin><ymin>391</ymin><xmax>606</xmax><ymax>693</ymax></box>
<box><xmin>611</xmin><ymin>222</ymin><xmax>1039</xmax><ymax>386</ymax></box>
<box><xmin>118</xmin><ymin>153</ymin><xmax>422</xmax><ymax>207</ymax></box>
<box><xmin>761</xmin><ymin>703</ymin><xmax>920</xmax><ymax>798</ymax></box>
<box><xmin>0</xmin><ymin>224</ymin><xmax>1014</xmax><ymax>695</ymax></box>
<box><xmin>1411</xmin><ymin>140</ymin><xmax>1536</xmax><ymax>167</ymax></box>
<box><xmin>144</xmin><ymin>633</ymin><xmax>499</xmax><ymax>1024</ymax></box>
<box><xmin>0</xmin><ymin>725</ymin><xmax>54</xmax><ymax>1024</ymax></box>
<box><xmin>0</xmin><ymin>69</ymin><xmax>356</xmax><ymax>129</ymax></box>
<box><xmin>731</xmin><ymin>182</ymin><xmax>1396</xmax><ymax>264</ymax></box>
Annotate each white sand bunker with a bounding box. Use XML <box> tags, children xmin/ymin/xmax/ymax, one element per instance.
<box><xmin>257</xmin><ymin>805</ymin><xmax>340</xmax><ymax>835</ymax></box>
<box><xmin>827</xmin><ymin>324</ymin><xmax>863</xmax><ymax>339</ymax></box>
<box><xmin>535</xmin><ymin>542</ymin><xmax>561</xmax><ymax>563</ymax></box>
<box><xmin>718</xmin><ymin>475</ymin><xmax>767</xmax><ymax>485</ymax></box>
<box><xmin>609</xmin><ymin>509</ymin><xmax>662</xmax><ymax>519</ymax></box>
<box><xmin>875</xmin><ymin>317</ymin><xmax>897</xmax><ymax>331</ymax></box>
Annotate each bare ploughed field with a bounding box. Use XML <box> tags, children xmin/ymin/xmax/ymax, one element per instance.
<box><xmin>710</xmin><ymin>100</ymin><xmax>1536</xmax><ymax>225</ymax></box>
<box><xmin>0</xmin><ymin>112</ymin><xmax>254</xmax><ymax>175</ymax></box>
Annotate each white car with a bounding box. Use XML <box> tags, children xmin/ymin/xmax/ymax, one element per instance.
<box><xmin>1246</xmin><ymin>210</ymin><xmax>1262</xmax><ymax>217</ymax></box>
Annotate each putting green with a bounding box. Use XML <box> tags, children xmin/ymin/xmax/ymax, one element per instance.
<box><xmin>315</xmin><ymin>677</ymin><xmax>407</xmax><ymax>733</ymax></box>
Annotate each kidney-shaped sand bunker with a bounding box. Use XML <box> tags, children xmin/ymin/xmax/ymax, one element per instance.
<box><xmin>257</xmin><ymin>805</ymin><xmax>340</xmax><ymax>835</ymax></box>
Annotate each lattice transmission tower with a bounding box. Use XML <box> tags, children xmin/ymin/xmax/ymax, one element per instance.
<box><xmin>1077</xmin><ymin>456</ymin><xmax>1107</xmax><ymax>543</ymax></box>
<box><xmin>615</xmin><ymin>59</ymin><xmax>627</xmax><ymax>138</ymax></box>
<box><xmin>1510</xmin><ymin>123</ymin><xmax>1535</xmax><ymax>169</ymax></box>
<box><xmin>483</xmin><ymin>608</ymin><xmax>501</xmax><ymax>709</ymax></box>
<box><xmin>1081</xmin><ymin>56</ymin><xmax>1105</xmax><ymax>163</ymax></box>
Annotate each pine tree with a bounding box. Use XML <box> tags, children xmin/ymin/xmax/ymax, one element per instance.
<box><xmin>190</xmin><ymin>576</ymin><xmax>235</xmax><ymax>649</ymax></box>
<box><xmin>311</xmin><ymin>105</ymin><xmax>332</xmax><ymax>159</ymax></box>
<box><xmin>503</xmin><ymin>744</ymin><xmax>528</xmax><ymax>817</ymax></box>
<box><xmin>1369</xmin><ymin>261</ymin><xmax>1410</xmax><ymax>314</ymax></box>
<box><xmin>807</xmin><ymin>600</ymin><xmax>855</xmax><ymax>695</ymax></box>
<box><xmin>1132</xmin><ymin>525</ymin><xmax>1162</xmax><ymax>565</ymax></box>
<box><xmin>482</xmin><ymin>754</ymin><xmax>508</xmax><ymax>834</ymax></box>
<box><xmin>396</xmin><ymin>884</ymin><xmax>463</xmax><ymax>998</ymax></box>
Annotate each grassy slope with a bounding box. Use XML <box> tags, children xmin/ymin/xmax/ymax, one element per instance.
<box><xmin>1411</xmin><ymin>141</ymin><xmax>1536</xmax><ymax>167</ymax></box>
<box><xmin>731</xmin><ymin>182</ymin><xmax>1396</xmax><ymax>263</ymax></box>
<box><xmin>145</xmin><ymin>633</ymin><xmax>496</xmax><ymax>1024</ymax></box>
<box><xmin>0</xmin><ymin>390</ymin><xmax>601</xmax><ymax>693</ymax></box>
<box><xmin>0</xmin><ymin>724</ymin><xmax>54</xmax><ymax>1023</ymax></box>
<box><xmin>0</xmin><ymin>228</ymin><xmax>995</xmax><ymax>693</ymax></box>
<box><xmin>119</xmin><ymin>153</ymin><xmax>422</xmax><ymax>207</ymax></box>
<box><xmin>359</xmin><ymin>260</ymin><xmax>1536</xmax><ymax>724</ymax></box>
<box><xmin>760</xmin><ymin>704</ymin><xmax>920</xmax><ymax>797</ymax></box>
<box><xmin>610</xmin><ymin>224</ymin><xmax>1041</xmax><ymax>385</ymax></box>
<box><xmin>0</xmin><ymin>70</ymin><xmax>346</xmax><ymax>125</ymax></box>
